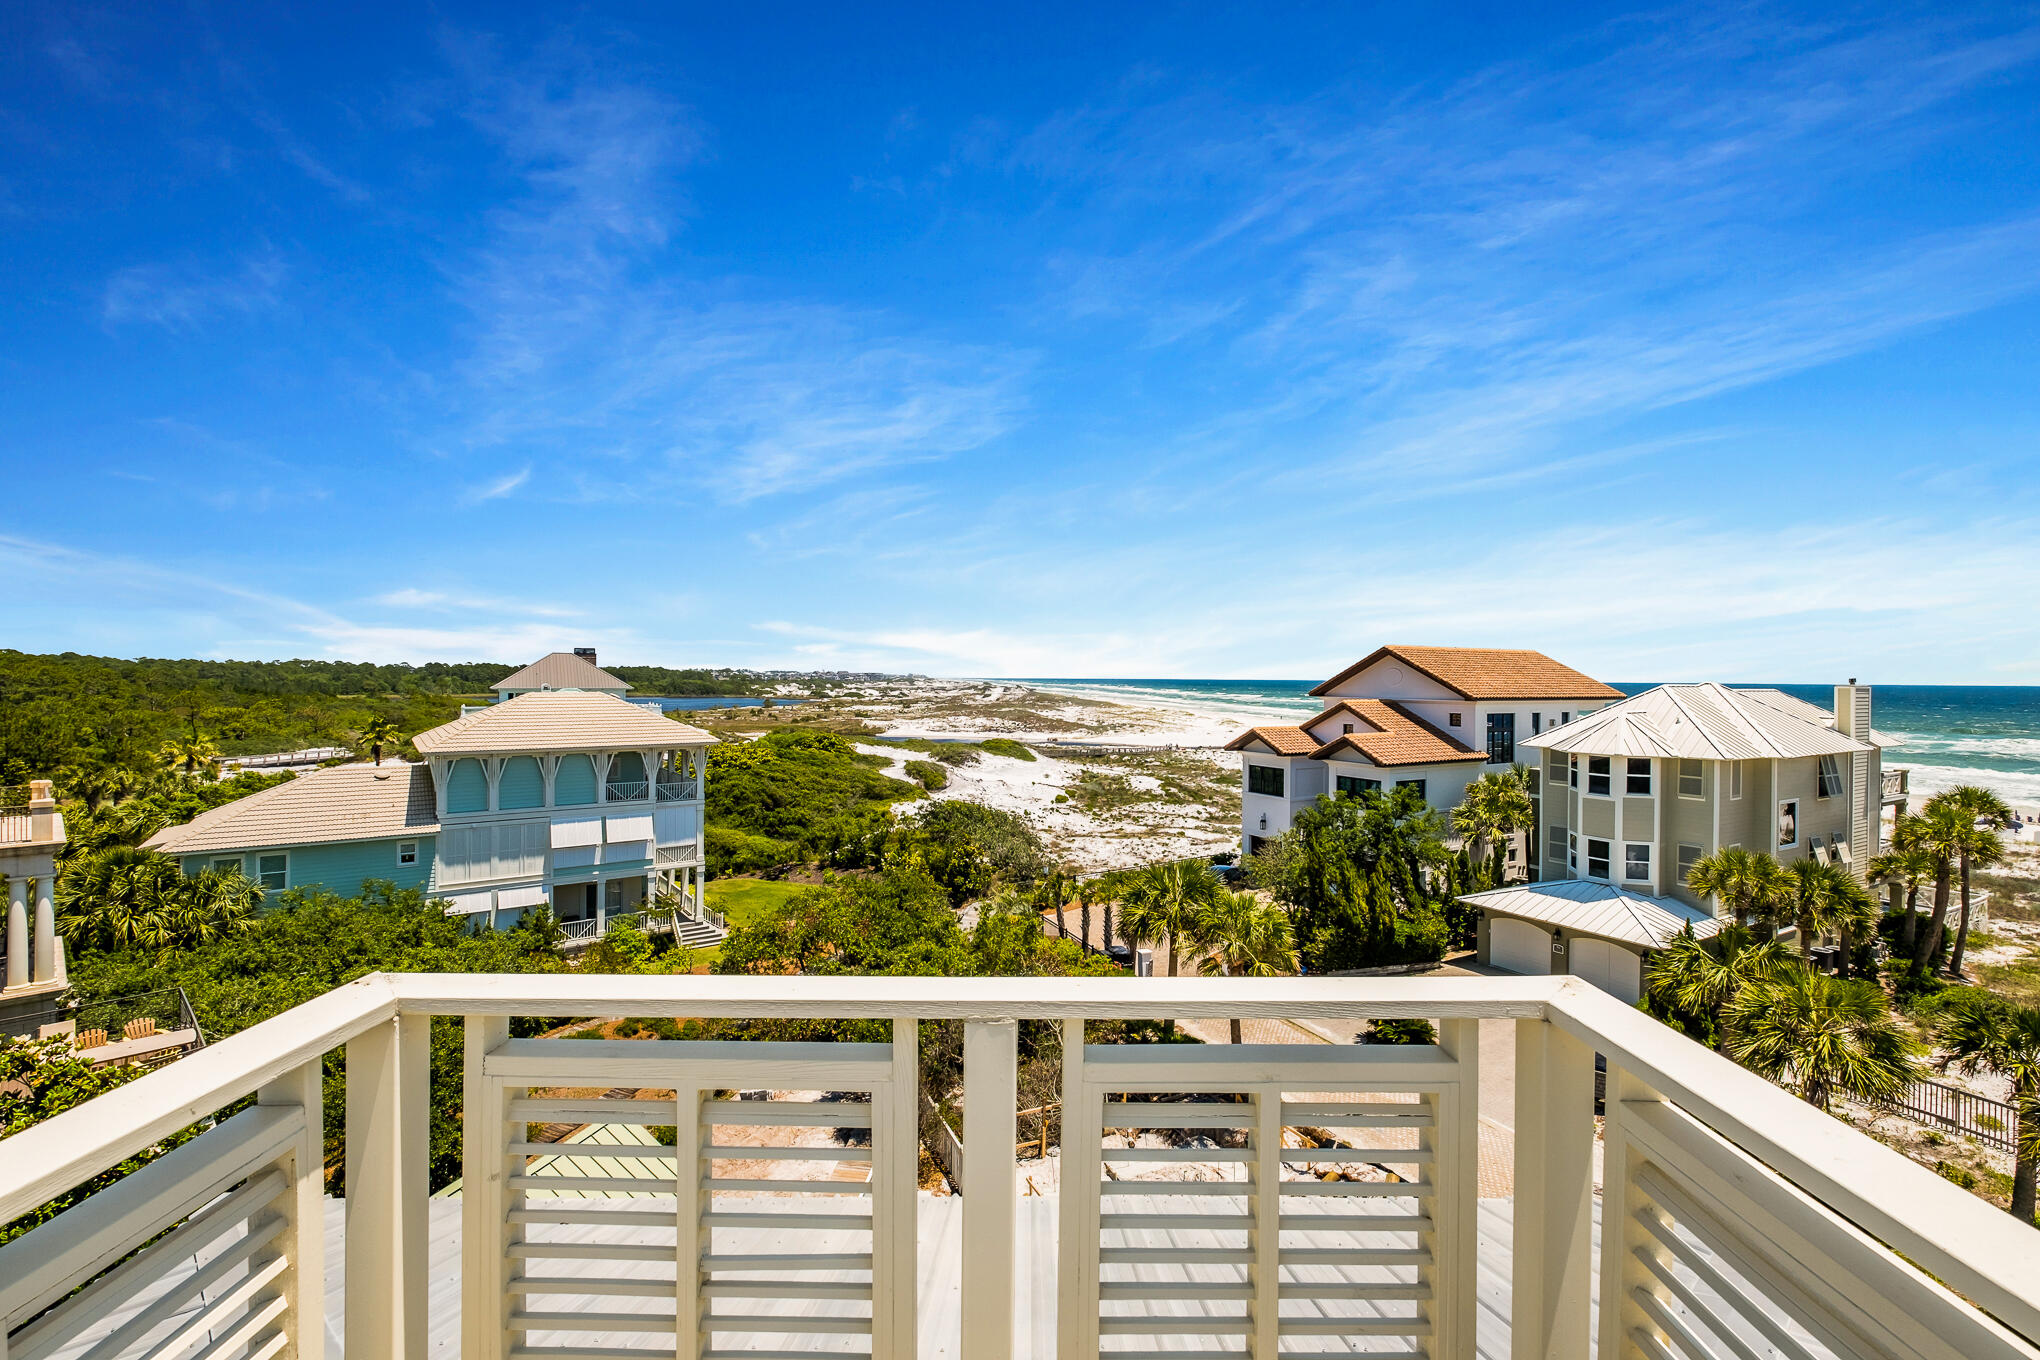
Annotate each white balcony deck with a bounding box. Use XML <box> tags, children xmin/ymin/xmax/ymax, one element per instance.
<box><xmin>3</xmin><ymin>975</ymin><xmax>2037</xmax><ymax>1360</ymax></box>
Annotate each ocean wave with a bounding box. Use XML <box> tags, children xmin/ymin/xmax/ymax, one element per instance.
<box><xmin>1889</xmin><ymin>733</ymin><xmax>2040</xmax><ymax>761</ymax></box>
<box><xmin>1897</xmin><ymin>763</ymin><xmax>2040</xmax><ymax>807</ymax></box>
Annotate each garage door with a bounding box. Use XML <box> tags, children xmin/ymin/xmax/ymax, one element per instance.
<box><xmin>1570</xmin><ymin>936</ymin><xmax>1643</xmax><ymax>1004</ymax></box>
<box><xmin>1490</xmin><ymin>918</ymin><xmax>1551</xmax><ymax>976</ymax></box>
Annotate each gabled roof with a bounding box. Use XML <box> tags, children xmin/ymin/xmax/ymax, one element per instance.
<box><xmin>1459</xmin><ymin>880</ymin><xmax>1723</xmax><ymax>950</ymax></box>
<box><xmin>1225</xmin><ymin>700</ymin><xmax>1484</xmax><ymax>767</ymax></box>
<box><xmin>144</xmin><ymin>764</ymin><xmax>438</xmax><ymax>856</ymax></box>
<box><xmin>1309</xmin><ymin>646</ymin><xmax>1621</xmax><ymax>701</ymax></box>
<box><xmin>413</xmin><ymin>691</ymin><xmax>712</xmax><ymax>756</ymax></box>
<box><xmin>1305</xmin><ymin>699</ymin><xmax>1486</xmax><ymax>768</ymax></box>
<box><xmin>492</xmin><ymin>652</ymin><xmax>632</xmax><ymax>693</ymax></box>
<box><xmin>1224</xmin><ymin>726</ymin><xmax>1320</xmax><ymax>756</ymax></box>
<box><xmin>1522</xmin><ymin>683</ymin><xmax>1875</xmax><ymax>761</ymax></box>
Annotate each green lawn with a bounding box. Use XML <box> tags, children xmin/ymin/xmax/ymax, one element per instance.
<box><xmin>705</xmin><ymin>877</ymin><xmax>809</xmax><ymax>929</ymax></box>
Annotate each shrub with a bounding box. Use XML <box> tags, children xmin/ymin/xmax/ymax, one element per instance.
<box><xmin>910</xmin><ymin>801</ymin><xmax>1051</xmax><ymax>888</ymax></box>
<box><xmin>979</xmin><ymin>738</ymin><xmax>1036</xmax><ymax>762</ymax></box>
<box><xmin>1363</xmin><ymin>1018</ymin><xmax>1438</xmax><ymax>1045</ymax></box>
<box><xmin>905</xmin><ymin>760</ymin><xmax>948</xmax><ymax>791</ymax></box>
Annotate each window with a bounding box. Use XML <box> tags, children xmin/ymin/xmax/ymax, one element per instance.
<box><xmin>212</xmin><ymin>857</ymin><xmax>239</xmax><ymax>874</ymax></box>
<box><xmin>1547</xmin><ymin>825</ymin><xmax>1568</xmax><ymax>862</ymax></box>
<box><xmin>1568</xmin><ymin>832</ymin><xmax>1578</xmax><ymax>869</ymax></box>
<box><xmin>1568</xmin><ymin>754</ymin><xmax>1578</xmax><ymax>789</ymax></box>
<box><xmin>257</xmin><ymin>853</ymin><xmax>287</xmax><ymax>891</ymax></box>
<box><xmin>1626</xmin><ymin>757</ymin><xmax>1652</xmax><ymax>796</ymax></box>
<box><xmin>1487</xmin><ymin>712</ymin><xmax>1515</xmax><ymax>764</ymax></box>
<box><xmin>1729</xmin><ymin>762</ymin><xmax>1743</xmax><ymax>800</ymax></box>
<box><xmin>1624</xmin><ymin>843</ymin><xmax>1652</xmax><ymax>882</ymax></box>
<box><xmin>398</xmin><ymin>841</ymin><xmax>418</xmax><ymax>865</ymax></box>
<box><xmin>1531</xmin><ymin>712</ymin><xmax>1543</xmax><ymax>735</ymax></box>
<box><xmin>1677</xmin><ymin>843</ymin><xmax>1704</xmax><ymax>884</ymax></box>
<box><xmin>1247</xmin><ymin>835</ymin><xmax>1268</xmax><ymax>857</ymax></box>
<box><xmin>1336</xmin><ymin>775</ymin><xmax>1381</xmax><ymax>797</ymax></box>
<box><xmin>1817</xmin><ymin>755</ymin><xmax>1844</xmax><ymax>799</ymax></box>
<box><xmin>1342</xmin><ymin>722</ymin><xmax>1354</xmax><ymax>734</ymax></box>
<box><xmin>1678</xmin><ymin>759</ymin><xmax>1704</xmax><ymax>798</ymax></box>
<box><xmin>1586</xmin><ymin>838</ymin><xmax>1611</xmax><ymax>879</ymax></box>
<box><xmin>1561</xmin><ymin>711</ymin><xmax>1571</xmax><ymax>724</ymax></box>
<box><xmin>1777</xmin><ymin>798</ymin><xmax>1799</xmax><ymax>849</ymax></box>
<box><xmin>1448</xmin><ymin>712</ymin><xmax>1463</xmax><ymax>727</ymax></box>
<box><xmin>1247</xmin><ymin>764</ymin><xmax>1285</xmax><ymax>797</ymax></box>
<box><xmin>1526</xmin><ymin>767</ymin><xmax>1540</xmax><ymax>795</ymax></box>
<box><xmin>1396</xmin><ymin>778</ymin><xmax>1427</xmax><ymax>799</ymax></box>
<box><xmin>1587</xmin><ymin>756</ymin><xmax>1611</xmax><ymax>796</ymax></box>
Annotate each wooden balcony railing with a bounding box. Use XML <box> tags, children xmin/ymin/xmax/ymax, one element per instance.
<box><xmin>2</xmin><ymin>976</ymin><xmax>2037</xmax><ymax>1360</ymax></box>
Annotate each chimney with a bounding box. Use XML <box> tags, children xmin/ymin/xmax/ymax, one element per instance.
<box><xmin>574</xmin><ymin>647</ymin><xmax>598</xmax><ymax>666</ymax></box>
<box><xmin>1834</xmin><ymin>681</ymin><xmax>1871</xmax><ymax>742</ymax></box>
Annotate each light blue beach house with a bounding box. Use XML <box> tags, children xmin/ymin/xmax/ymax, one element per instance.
<box><xmin>146</xmin><ymin>678</ymin><xmax>714</xmax><ymax>936</ymax></box>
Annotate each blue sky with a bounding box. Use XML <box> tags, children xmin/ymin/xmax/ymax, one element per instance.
<box><xmin>4</xmin><ymin>4</ymin><xmax>2039</xmax><ymax>682</ymax></box>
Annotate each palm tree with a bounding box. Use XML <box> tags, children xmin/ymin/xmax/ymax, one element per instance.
<box><xmin>1645</xmin><ymin>925</ymin><xmax>1793</xmax><ymax>1053</ymax></box>
<box><xmin>1928</xmin><ymin>786</ymin><xmax>2013</xmax><ymax>978</ymax></box>
<box><xmin>158</xmin><ymin>733</ymin><xmax>221</xmax><ymax>778</ymax></box>
<box><xmin>360</xmin><ymin>717</ymin><xmax>405</xmax><ymax>766</ymax></box>
<box><xmin>1935</xmin><ymin>992</ymin><xmax>2040</xmax><ymax>1221</ymax></box>
<box><xmin>1450</xmin><ymin>770</ymin><xmax>1535</xmax><ymax>883</ymax></box>
<box><xmin>1119</xmin><ymin>862</ymin><xmax>1219</xmax><ymax>1039</ymax></box>
<box><xmin>1780</xmin><ymin>858</ymin><xmax>1875</xmax><ymax>966</ymax></box>
<box><xmin>1197</xmin><ymin>891</ymin><xmax>1299</xmax><ymax>1042</ymax></box>
<box><xmin>1724</xmin><ymin>968</ymin><xmax>1920</xmax><ymax>1113</ymax></box>
<box><xmin>1684</xmin><ymin>846</ymin><xmax>1788</xmax><ymax>932</ymax></box>
<box><xmin>1868</xmin><ymin>829</ymin><xmax>1937</xmax><ymax>961</ymax></box>
<box><xmin>1908</xmin><ymin>801</ymin><xmax>1970</xmax><ymax>976</ymax></box>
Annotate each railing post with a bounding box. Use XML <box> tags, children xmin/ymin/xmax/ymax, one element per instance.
<box><xmin>962</xmin><ymin>1018</ymin><xmax>1017</xmax><ymax>1360</ymax></box>
<box><xmin>1597</xmin><ymin>1064</ymin><xmax>1669</xmax><ymax>1359</ymax></box>
<box><xmin>1512</xmin><ymin>1017</ymin><xmax>1595</xmax><ymax>1360</ymax></box>
<box><xmin>1056</xmin><ymin>1018</ymin><xmax>1100</xmax><ymax>1360</ymax></box>
<box><xmin>1433</xmin><ymin>1018</ymin><xmax>1480</xmax><ymax>1359</ymax></box>
<box><xmin>346</xmin><ymin>1012</ymin><xmax>430</xmax><ymax>1360</ymax></box>
<box><xmin>462</xmin><ymin>1016</ymin><xmax>510</xmax><ymax>1360</ymax></box>
<box><xmin>875</xmin><ymin>1017</ymin><xmax>920</xmax><ymax>1360</ymax></box>
<box><xmin>259</xmin><ymin>1057</ymin><xmax>327</xmax><ymax>1360</ymax></box>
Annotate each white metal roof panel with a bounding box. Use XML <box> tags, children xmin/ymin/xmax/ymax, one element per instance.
<box><xmin>1459</xmin><ymin>879</ymin><xmax>1723</xmax><ymax>950</ymax></box>
<box><xmin>1522</xmin><ymin>683</ymin><xmax>1871</xmax><ymax>762</ymax></box>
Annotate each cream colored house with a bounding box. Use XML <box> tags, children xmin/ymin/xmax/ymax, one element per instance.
<box><xmin>1466</xmin><ymin>680</ymin><xmax>1901</xmax><ymax>999</ymax></box>
<box><xmin>1226</xmin><ymin>645</ymin><xmax>1621</xmax><ymax>859</ymax></box>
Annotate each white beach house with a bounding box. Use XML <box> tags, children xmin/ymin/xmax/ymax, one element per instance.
<box><xmin>1462</xmin><ymin>680</ymin><xmax>1901</xmax><ymax>999</ymax></box>
<box><xmin>1225</xmin><ymin>645</ymin><xmax>1622</xmax><ymax>858</ymax></box>
<box><xmin>146</xmin><ymin>672</ymin><xmax>715</xmax><ymax>938</ymax></box>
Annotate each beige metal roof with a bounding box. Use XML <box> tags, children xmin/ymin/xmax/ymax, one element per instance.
<box><xmin>1522</xmin><ymin>683</ymin><xmax>1874</xmax><ymax>761</ymax></box>
<box><xmin>144</xmin><ymin>764</ymin><xmax>438</xmax><ymax>856</ymax></box>
<box><xmin>412</xmin><ymin>691</ymin><xmax>713</xmax><ymax>756</ymax></box>
<box><xmin>1460</xmin><ymin>880</ymin><xmax>1723</xmax><ymax>950</ymax></box>
<box><xmin>492</xmin><ymin>651</ymin><xmax>632</xmax><ymax>693</ymax></box>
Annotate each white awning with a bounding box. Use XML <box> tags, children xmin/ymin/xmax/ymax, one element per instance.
<box><xmin>551</xmin><ymin>816</ymin><xmax>603</xmax><ymax>849</ymax></box>
<box><xmin>603</xmin><ymin>840</ymin><xmax>650</xmax><ymax>863</ymax></box>
<box><xmin>496</xmin><ymin>884</ymin><xmax>549</xmax><ymax>911</ymax></box>
<box><xmin>552</xmin><ymin>845</ymin><xmax>597</xmax><ymax>869</ymax></box>
<box><xmin>439</xmin><ymin>888</ymin><xmax>495</xmax><ymax>916</ymax></box>
<box><xmin>604</xmin><ymin>813</ymin><xmax>655</xmax><ymax>843</ymax></box>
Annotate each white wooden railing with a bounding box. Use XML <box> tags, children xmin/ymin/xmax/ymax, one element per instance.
<box><xmin>2</xmin><ymin>976</ymin><xmax>2038</xmax><ymax>1360</ymax></box>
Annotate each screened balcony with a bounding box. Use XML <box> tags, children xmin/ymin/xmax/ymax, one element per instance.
<box><xmin>2</xmin><ymin>975</ymin><xmax>2036</xmax><ymax>1360</ymax></box>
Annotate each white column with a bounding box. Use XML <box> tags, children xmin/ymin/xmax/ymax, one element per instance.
<box><xmin>1512</xmin><ymin>1018</ymin><xmax>1596</xmax><ymax>1360</ymax></box>
<box><xmin>346</xmin><ymin>1013</ymin><xmax>431</xmax><ymax>1360</ymax></box>
<box><xmin>1431</xmin><ymin>1018</ymin><xmax>1480</xmax><ymax>1358</ymax></box>
<box><xmin>259</xmin><ymin>1058</ymin><xmax>327</xmax><ymax>1360</ymax></box>
<box><xmin>962</xmin><ymin>1019</ymin><xmax>1018</xmax><ymax>1360</ymax></box>
<box><xmin>1057</xmin><ymin>1018</ymin><xmax>1102</xmax><ymax>1360</ymax></box>
<box><xmin>6</xmin><ymin>877</ymin><xmax>27</xmax><ymax>990</ymax></box>
<box><xmin>874</xmin><ymin>1018</ymin><xmax>920</xmax><ymax>1360</ymax></box>
<box><xmin>462</xmin><ymin>1016</ymin><xmax>510</xmax><ymax>1360</ymax></box>
<box><xmin>31</xmin><ymin>876</ymin><xmax>55</xmax><ymax>981</ymax></box>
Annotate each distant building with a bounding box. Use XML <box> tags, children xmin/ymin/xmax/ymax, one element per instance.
<box><xmin>492</xmin><ymin>648</ymin><xmax>631</xmax><ymax>702</ymax></box>
<box><xmin>1224</xmin><ymin>645</ymin><xmax>1621</xmax><ymax>859</ymax></box>
<box><xmin>147</xmin><ymin>687</ymin><xmax>713</xmax><ymax>936</ymax></box>
<box><xmin>1464</xmin><ymin>680</ymin><xmax>1903</xmax><ymax>1001</ymax></box>
<box><xmin>2</xmin><ymin>780</ymin><xmax>68</xmax><ymax>1037</ymax></box>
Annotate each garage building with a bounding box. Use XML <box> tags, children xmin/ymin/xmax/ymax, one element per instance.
<box><xmin>1460</xmin><ymin>879</ymin><xmax>1721</xmax><ymax>1003</ymax></box>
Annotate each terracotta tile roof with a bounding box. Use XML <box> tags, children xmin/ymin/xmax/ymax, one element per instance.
<box><xmin>413</xmin><ymin>691</ymin><xmax>713</xmax><ymax>756</ymax></box>
<box><xmin>1223</xmin><ymin>725</ymin><xmax>1319</xmax><ymax>756</ymax></box>
<box><xmin>1309</xmin><ymin>645</ymin><xmax>1621</xmax><ymax>701</ymax></box>
<box><xmin>144</xmin><ymin>764</ymin><xmax>438</xmax><ymax>856</ymax></box>
<box><xmin>492</xmin><ymin>651</ymin><xmax>632</xmax><ymax>693</ymax></box>
<box><xmin>1306</xmin><ymin>699</ymin><xmax>1485</xmax><ymax>767</ymax></box>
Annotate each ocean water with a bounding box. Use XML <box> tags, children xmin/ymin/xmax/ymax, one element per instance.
<box><xmin>1019</xmin><ymin>678</ymin><xmax>2040</xmax><ymax>807</ymax></box>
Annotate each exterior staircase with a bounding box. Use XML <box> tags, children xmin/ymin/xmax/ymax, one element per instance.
<box><xmin>669</xmin><ymin>912</ymin><xmax>727</xmax><ymax>950</ymax></box>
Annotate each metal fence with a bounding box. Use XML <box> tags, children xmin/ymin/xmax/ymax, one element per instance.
<box><xmin>1880</xmin><ymin>1076</ymin><xmax>2018</xmax><ymax>1154</ymax></box>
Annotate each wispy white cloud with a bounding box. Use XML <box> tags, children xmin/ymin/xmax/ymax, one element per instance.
<box><xmin>101</xmin><ymin>250</ymin><xmax>286</xmax><ymax>330</ymax></box>
<box><xmin>465</xmin><ymin>466</ymin><xmax>531</xmax><ymax>502</ymax></box>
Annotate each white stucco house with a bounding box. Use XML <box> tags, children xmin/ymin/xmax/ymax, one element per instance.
<box><xmin>1225</xmin><ymin>645</ymin><xmax>1622</xmax><ymax>859</ymax></box>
